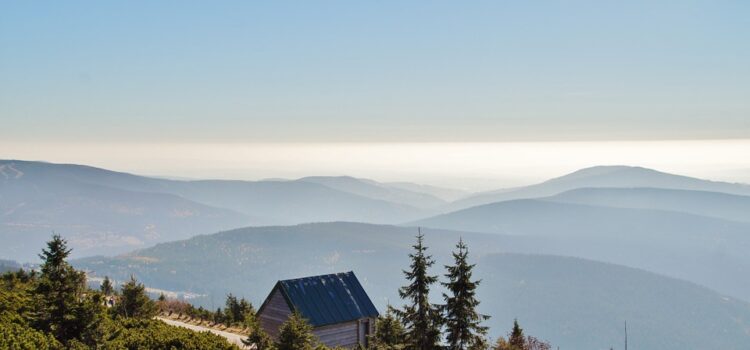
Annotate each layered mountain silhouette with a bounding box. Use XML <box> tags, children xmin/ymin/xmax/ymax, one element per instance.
<box><xmin>5</xmin><ymin>159</ymin><xmax>750</xmax><ymax>264</ymax></box>
<box><xmin>0</xmin><ymin>160</ymin><xmax>434</xmax><ymax>258</ymax></box>
<box><xmin>414</xmin><ymin>199</ymin><xmax>750</xmax><ymax>301</ymax></box>
<box><xmin>445</xmin><ymin>165</ymin><xmax>750</xmax><ymax>211</ymax></box>
<box><xmin>8</xmin><ymin>159</ymin><xmax>750</xmax><ymax>348</ymax></box>
<box><xmin>548</xmin><ymin>187</ymin><xmax>750</xmax><ymax>223</ymax></box>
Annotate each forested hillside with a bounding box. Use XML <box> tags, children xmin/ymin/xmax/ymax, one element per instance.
<box><xmin>74</xmin><ymin>223</ymin><xmax>750</xmax><ymax>350</ymax></box>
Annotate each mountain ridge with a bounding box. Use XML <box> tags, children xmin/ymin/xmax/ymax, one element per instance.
<box><xmin>444</xmin><ymin>165</ymin><xmax>750</xmax><ymax>211</ymax></box>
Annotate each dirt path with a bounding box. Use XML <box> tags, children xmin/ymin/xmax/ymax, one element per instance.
<box><xmin>157</xmin><ymin>317</ymin><xmax>252</xmax><ymax>349</ymax></box>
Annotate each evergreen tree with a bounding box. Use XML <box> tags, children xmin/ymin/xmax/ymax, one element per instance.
<box><xmin>370</xmin><ymin>307</ymin><xmax>406</xmax><ymax>350</ymax></box>
<box><xmin>442</xmin><ymin>239</ymin><xmax>489</xmax><ymax>350</ymax></box>
<box><xmin>212</xmin><ymin>307</ymin><xmax>222</xmax><ymax>324</ymax></box>
<box><xmin>276</xmin><ymin>311</ymin><xmax>317</xmax><ymax>350</ymax></box>
<box><xmin>224</xmin><ymin>293</ymin><xmax>239</xmax><ymax>324</ymax></box>
<box><xmin>507</xmin><ymin>320</ymin><xmax>525</xmax><ymax>350</ymax></box>
<box><xmin>112</xmin><ymin>276</ymin><xmax>156</xmax><ymax>319</ymax></box>
<box><xmin>395</xmin><ymin>230</ymin><xmax>442</xmax><ymax>350</ymax></box>
<box><xmin>238</xmin><ymin>297</ymin><xmax>256</xmax><ymax>326</ymax></box>
<box><xmin>243</xmin><ymin>313</ymin><xmax>275</xmax><ymax>350</ymax></box>
<box><xmin>33</xmin><ymin>234</ymin><xmax>88</xmax><ymax>343</ymax></box>
<box><xmin>100</xmin><ymin>276</ymin><xmax>114</xmax><ymax>296</ymax></box>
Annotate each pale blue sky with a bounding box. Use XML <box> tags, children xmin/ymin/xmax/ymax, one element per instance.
<box><xmin>2</xmin><ymin>1</ymin><xmax>748</xmax><ymax>142</ymax></box>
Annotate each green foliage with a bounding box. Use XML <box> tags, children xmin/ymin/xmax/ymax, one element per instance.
<box><xmin>100</xmin><ymin>276</ymin><xmax>114</xmax><ymax>296</ymax></box>
<box><xmin>101</xmin><ymin>318</ymin><xmax>239</xmax><ymax>350</ymax></box>
<box><xmin>0</xmin><ymin>236</ymin><xmax>239</xmax><ymax>350</ymax></box>
<box><xmin>508</xmin><ymin>319</ymin><xmax>524</xmax><ymax>349</ymax></box>
<box><xmin>224</xmin><ymin>293</ymin><xmax>256</xmax><ymax>327</ymax></box>
<box><xmin>243</xmin><ymin>313</ymin><xmax>275</xmax><ymax>350</ymax></box>
<box><xmin>442</xmin><ymin>239</ymin><xmax>489</xmax><ymax>350</ymax></box>
<box><xmin>0</xmin><ymin>321</ymin><xmax>62</xmax><ymax>350</ymax></box>
<box><xmin>276</xmin><ymin>311</ymin><xmax>317</xmax><ymax>350</ymax></box>
<box><xmin>113</xmin><ymin>275</ymin><xmax>157</xmax><ymax>319</ymax></box>
<box><xmin>395</xmin><ymin>231</ymin><xmax>443</xmax><ymax>350</ymax></box>
<box><xmin>33</xmin><ymin>234</ymin><xmax>91</xmax><ymax>343</ymax></box>
<box><xmin>1</xmin><ymin>271</ymin><xmax>35</xmax><ymax>324</ymax></box>
<box><xmin>369</xmin><ymin>307</ymin><xmax>406</xmax><ymax>350</ymax></box>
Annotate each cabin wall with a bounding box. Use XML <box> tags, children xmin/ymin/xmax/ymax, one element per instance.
<box><xmin>314</xmin><ymin>321</ymin><xmax>360</xmax><ymax>349</ymax></box>
<box><xmin>258</xmin><ymin>288</ymin><xmax>292</xmax><ymax>338</ymax></box>
<box><xmin>314</xmin><ymin>317</ymin><xmax>376</xmax><ymax>349</ymax></box>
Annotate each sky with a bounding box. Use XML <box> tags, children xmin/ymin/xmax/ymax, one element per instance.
<box><xmin>1</xmin><ymin>1</ymin><xmax>749</xmax><ymax>189</ymax></box>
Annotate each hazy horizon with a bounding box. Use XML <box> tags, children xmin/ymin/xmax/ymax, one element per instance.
<box><xmin>4</xmin><ymin>2</ymin><xmax>748</xmax><ymax>191</ymax></box>
<box><xmin>2</xmin><ymin>139</ymin><xmax>749</xmax><ymax>191</ymax></box>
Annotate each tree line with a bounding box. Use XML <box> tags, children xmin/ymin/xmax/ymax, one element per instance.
<box><xmin>230</xmin><ymin>230</ymin><xmax>552</xmax><ymax>350</ymax></box>
<box><xmin>369</xmin><ymin>231</ymin><xmax>551</xmax><ymax>350</ymax></box>
<box><xmin>0</xmin><ymin>235</ymin><xmax>239</xmax><ymax>349</ymax></box>
<box><xmin>1</xmin><ymin>233</ymin><xmax>551</xmax><ymax>350</ymax></box>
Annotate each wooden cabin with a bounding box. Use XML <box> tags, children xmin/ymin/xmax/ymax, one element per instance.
<box><xmin>257</xmin><ymin>271</ymin><xmax>379</xmax><ymax>349</ymax></box>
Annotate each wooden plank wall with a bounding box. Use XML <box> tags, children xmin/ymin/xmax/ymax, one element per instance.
<box><xmin>314</xmin><ymin>321</ymin><xmax>360</xmax><ymax>349</ymax></box>
<box><xmin>258</xmin><ymin>287</ymin><xmax>292</xmax><ymax>339</ymax></box>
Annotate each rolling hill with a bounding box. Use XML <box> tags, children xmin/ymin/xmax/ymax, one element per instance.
<box><xmin>298</xmin><ymin>176</ymin><xmax>447</xmax><ymax>209</ymax></box>
<box><xmin>446</xmin><ymin>165</ymin><xmax>750</xmax><ymax>211</ymax></box>
<box><xmin>72</xmin><ymin>222</ymin><xmax>750</xmax><ymax>350</ymax></box>
<box><xmin>0</xmin><ymin>160</ymin><xmax>440</xmax><ymax>259</ymax></box>
<box><xmin>0</xmin><ymin>165</ymin><xmax>255</xmax><ymax>259</ymax></box>
<box><xmin>413</xmin><ymin>199</ymin><xmax>750</xmax><ymax>301</ymax></box>
<box><xmin>546</xmin><ymin>187</ymin><xmax>750</xmax><ymax>223</ymax></box>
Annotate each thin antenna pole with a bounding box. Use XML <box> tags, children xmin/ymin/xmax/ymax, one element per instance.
<box><xmin>625</xmin><ymin>321</ymin><xmax>628</xmax><ymax>350</ymax></box>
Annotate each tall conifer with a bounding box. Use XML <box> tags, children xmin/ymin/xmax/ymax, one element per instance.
<box><xmin>33</xmin><ymin>234</ymin><xmax>88</xmax><ymax>342</ymax></box>
<box><xmin>508</xmin><ymin>319</ymin><xmax>525</xmax><ymax>350</ymax></box>
<box><xmin>396</xmin><ymin>230</ymin><xmax>442</xmax><ymax>350</ymax></box>
<box><xmin>100</xmin><ymin>276</ymin><xmax>114</xmax><ymax>296</ymax></box>
<box><xmin>442</xmin><ymin>239</ymin><xmax>489</xmax><ymax>350</ymax></box>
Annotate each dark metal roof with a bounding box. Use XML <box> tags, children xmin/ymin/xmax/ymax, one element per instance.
<box><xmin>275</xmin><ymin>271</ymin><xmax>379</xmax><ymax>327</ymax></box>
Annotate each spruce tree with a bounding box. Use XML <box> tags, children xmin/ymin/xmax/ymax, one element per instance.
<box><xmin>238</xmin><ymin>297</ymin><xmax>256</xmax><ymax>326</ymax></box>
<box><xmin>396</xmin><ymin>230</ymin><xmax>442</xmax><ymax>350</ymax></box>
<box><xmin>507</xmin><ymin>319</ymin><xmax>525</xmax><ymax>350</ymax></box>
<box><xmin>224</xmin><ymin>293</ymin><xmax>239</xmax><ymax>324</ymax></box>
<box><xmin>370</xmin><ymin>307</ymin><xmax>406</xmax><ymax>350</ymax></box>
<box><xmin>100</xmin><ymin>276</ymin><xmax>114</xmax><ymax>296</ymax></box>
<box><xmin>276</xmin><ymin>311</ymin><xmax>317</xmax><ymax>350</ymax></box>
<box><xmin>113</xmin><ymin>276</ymin><xmax>156</xmax><ymax>319</ymax></box>
<box><xmin>33</xmin><ymin>234</ymin><xmax>88</xmax><ymax>342</ymax></box>
<box><xmin>442</xmin><ymin>239</ymin><xmax>489</xmax><ymax>350</ymax></box>
<box><xmin>243</xmin><ymin>314</ymin><xmax>275</xmax><ymax>350</ymax></box>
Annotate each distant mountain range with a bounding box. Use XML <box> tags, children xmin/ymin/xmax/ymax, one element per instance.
<box><xmin>414</xmin><ymin>198</ymin><xmax>750</xmax><ymax>301</ymax></box>
<box><xmin>9</xmin><ymin>159</ymin><xmax>750</xmax><ymax>348</ymax></box>
<box><xmin>5</xmin><ymin>159</ymin><xmax>750</xmax><ymax>264</ymax></box>
<box><xmin>445</xmin><ymin>165</ymin><xmax>750</xmax><ymax>211</ymax></box>
<box><xmin>0</xmin><ymin>160</ymin><xmax>439</xmax><ymax>258</ymax></box>
<box><xmin>547</xmin><ymin>187</ymin><xmax>750</xmax><ymax>223</ymax></box>
<box><xmin>73</xmin><ymin>222</ymin><xmax>750</xmax><ymax>350</ymax></box>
